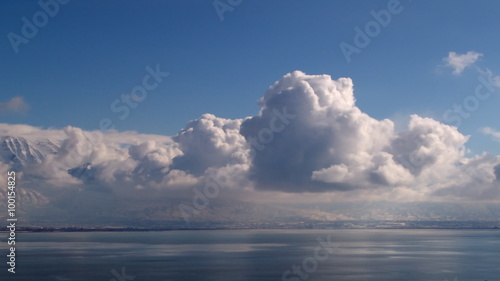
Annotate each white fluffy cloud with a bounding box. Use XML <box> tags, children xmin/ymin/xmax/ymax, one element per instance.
<box><xmin>171</xmin><ymin>114</ymin><xmax>249</xmax><ymax>175</ymax></box>
<box><xmin>431</xmin><ymin>153</ymin><xmax>500</xmax><ymax>200</ymax></box>
<box><xmin>1</xmin><ymin>71</ymin><xmax>499</xmax><ymax>201</ymax></box>
<box><xmin>0</xmin><ymin>96</ymin><xmax>29</xmax><ymax>114</ymax></box>
<box><xmin>240</xmin><ymin>71</ymin><xmax>395</xmax><ymax>192</ymax></box>
<box><xmin>444</xmin><ymin>51</ymin><xmax>483</xmax><ymax>75</ymax></box>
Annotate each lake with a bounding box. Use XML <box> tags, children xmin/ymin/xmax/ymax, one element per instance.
<box><xmin>1</xmin><ymin>229</ymin><xmax>499</xmax><ymax>281</ymax></box>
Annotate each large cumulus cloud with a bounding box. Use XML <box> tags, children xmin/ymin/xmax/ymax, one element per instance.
<box><xmin>240</xmin><ymin>71</ymin><xmax>498</xmax><ymax>197</ymax></box>
<box><xmin>240</xmin><ymin>71</ymin><xmax>395</xmax><ymax>191</ymax></box>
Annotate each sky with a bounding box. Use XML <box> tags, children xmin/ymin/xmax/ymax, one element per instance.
<box><xmin>0</xmin><ymin>1</ymin><xmax>500</xmax><ymax>212</ymax></box>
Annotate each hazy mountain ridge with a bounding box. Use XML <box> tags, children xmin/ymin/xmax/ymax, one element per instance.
<box><xmin>2</xmin><ymin>190</ymin><xmax>500</xmax><ymax>228</ymax></box>
<box><xmin>294</xmin><ymin>201</ymin><xmax>500</xmax><ymax>221</ymax></box>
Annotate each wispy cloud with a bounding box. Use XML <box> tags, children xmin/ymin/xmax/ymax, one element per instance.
<box><xmin>0</xmin><ymin>96</ymin><xmax>30</xmax><ymax>114</ymax></box>
<box><xmin>443</xmin><ymin>51</ymin><xmax>483</xmax><ymax>75</ymax></box>
<box><xmin>482</xmin><ymin>127</ymin><xmax>500</xmax><ymax>143</ymax></box>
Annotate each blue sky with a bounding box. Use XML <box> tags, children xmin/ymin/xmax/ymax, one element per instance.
<box><xmin>1</xmin><ymin>0</ymin><xmax>499</xmax><ymax>155</ymax></box>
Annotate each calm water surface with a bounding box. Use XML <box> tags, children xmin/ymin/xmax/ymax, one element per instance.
<box><xmin>0</xmin><ymin>229</ymin><xmax>499</xmax><ymax>281</ymax></box>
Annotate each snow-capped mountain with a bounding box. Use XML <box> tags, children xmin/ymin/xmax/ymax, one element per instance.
<box><xmin>0</xmin><ymin>136</ymin><xmax>58</xmax><ymax>170</ymax></box>
<box><xmin>68</xmin><ymin>162</ymin><xmax>96</xmax><ymax>183</ymax></box>
<box><xmin>0</xmin><ymin>135</ymin><xmax>101</xmax><ymax>186</ymax></box>
<box><xmin>1</xmin><ymin>136</ymin><xmax>99</xmax><ymax>183</ymax></box>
